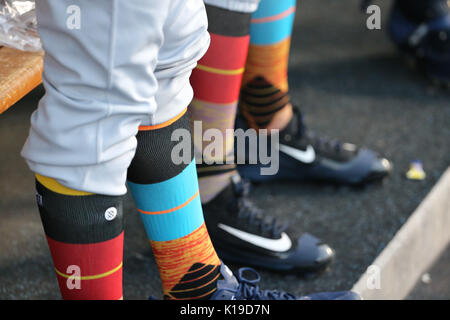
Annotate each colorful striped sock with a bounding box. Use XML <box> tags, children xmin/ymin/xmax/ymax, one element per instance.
<box><xmin>240</xmin><ymin>0</ymin><xmax>296</xmax><ymax>130</ymax></box>
<box><xmin>35</xmin><ymin>174</ymin><xmax>124</xmax><ymax>300</ymax></box>
<box><xmin>189</xmin><ymin>5</ymin><xmax>251</xmax><ymax>203</ymax></box>
<box><xmin>127</xmin><ymin>110</ymin><xmax>222</xmax><ymax>300</ymax></box>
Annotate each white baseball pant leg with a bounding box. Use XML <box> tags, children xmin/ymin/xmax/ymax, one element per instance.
<box><xmin>21</xmin><ymin>0</ymin><xmax>209</xmax><ymax>196</ymax></box>
<box><xmin>203</xmin><ymin>0</ymin><xmax>261</xmax><ymax>13</ymax></box>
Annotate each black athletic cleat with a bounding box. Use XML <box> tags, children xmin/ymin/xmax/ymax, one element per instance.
<box><xmin>236</xmin><ymin>108</ymin><xmax>392</xmax><ymax>185</ymax></box>
<box><xmin>203</xmin><ymin>174</ymin><xmax>335</xmax><ymax>274</ymax></box>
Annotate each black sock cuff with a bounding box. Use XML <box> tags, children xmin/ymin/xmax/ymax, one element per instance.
<box><xmin>205</xmin><ymin>4</ymin><xmax>252</xmax><ymax>37</ymax></box>
<box><xmin>127</xmin><ymin>111</ymin><xmax>193</xmax><ymax>184</ymax></box>
<box><xmin>36</xmin><ymin>180</ymin><xmax>124</xmax><ymax>244</ymax></box>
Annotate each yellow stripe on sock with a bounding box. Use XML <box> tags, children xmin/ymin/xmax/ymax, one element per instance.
<box><xmin>196</xmin><ymin>64</ymin><xmax>245</xmax><ymax>76</ymax></box>
<box><xmin>35</xmin><ymin>174</ymin><xmax>93</xmax><ymax>196</ymax></box>
<box><xmin>54</xmin><ymin>262</ymin><xmax>123</xmax><ymax>280</ymax></box>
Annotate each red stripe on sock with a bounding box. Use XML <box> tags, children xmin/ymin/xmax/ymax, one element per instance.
<box><xmin>57</xmin><ymin>267</ymin><xmax>122</xmax><ymax>300</ymax></box>
<box><xmin>199</xmin><ymin>34</ymin><xmax>249</xmax><ymax>70</ymax></box>
<box><xmin>46</xmin><ymin>232</ymin><xmax>123</xmax><ymax>275</ymax></box>
<box><xmin>46</xmin><ymin>232</ymin><xmax>124</xmax><ymax>300</ymax></box>
<box><xmin>191</xmin><ymin>71</ymin><xmax>243</xmax><ymax>104</ymax></box>
<box><xmin>190</xmin><ymin>33</ymin><xmax>250</xmax><ymax>104</ymax></box>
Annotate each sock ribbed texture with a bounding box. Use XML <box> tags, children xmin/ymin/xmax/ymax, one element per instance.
<box><xmin>127</xmin><ymin>110</ymin><xmax>221</xmax><ymax>300</ymax></box>
<box><xmin>240</xmin><ymin>0</ymin><xmax>296</xmax><ymax>130</ymax></box>
<box><xmin>35</xmin><ymin>174</ymin><xmax>124</xmax><ymax>300</ymax></box>
<box><xmin>189</xmin><ymin>5</ymin><xmax>251</xmax><ymax>203</ymax></box>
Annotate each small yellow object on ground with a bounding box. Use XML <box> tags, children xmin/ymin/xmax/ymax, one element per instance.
<box><xmin>406</xmin><ymin>160</ymin><xmax>426</xmax><ymax>180</ymax></box>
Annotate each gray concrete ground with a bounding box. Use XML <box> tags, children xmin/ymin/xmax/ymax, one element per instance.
<box><xmin>0</xmin><ymin>0</ymin><xmax>449</xmax><ymax>299</ymax></box>
<box><xmin>407</xmin><ymin>245</ymin><xmax>450</xmax><ymax>300</ymax></box>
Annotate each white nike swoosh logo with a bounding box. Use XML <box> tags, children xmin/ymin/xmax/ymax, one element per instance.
<box><xmin>278</xmin><ymin>144</ymin><xmax>316</xmax><ymax>164</ymax></box>
<box><xmin>218</xmin><ymin>223</ymin><xmax>292</xmax><ymax>253</ymax></box>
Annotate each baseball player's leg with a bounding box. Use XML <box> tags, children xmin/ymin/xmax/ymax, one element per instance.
<box><xmin>240</xmin><ymin>0</ymin><xmax>296</xmax><ymax>131</ymax></box>
<box><xmin>189</xmin><ymin>2</ymin><xmax>256</xmax><ymax>202</ymax></box>
<box><xmin>186</xmin><ymin>0</ymin><xmax>335</xmax><ymax>274</ymax></box>
<box><xmin>20</xmin><ymin>0</ymin><xmax>362</xmax><ymax>301</ymax></box>
<box><xmin>22</xmin><ymin>0</ymin><xmax>171</xmax><ymax>299</ymax></box>
<box><xmin>236</xmin><ymin>0</ymin><xmax>392</xmax><ymax>185</ymax></box>
<box><xmin>126</xmin><ymin>0</ymin><xmax>223</xmax><ymax>300</ymax></box>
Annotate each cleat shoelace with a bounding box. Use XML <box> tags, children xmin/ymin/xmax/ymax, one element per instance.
<box><xmin>229</xmin><ymin>178</ymin><xmax>288</xmax><ymax>238</ymax></box>
<box><xmin>234</xmin><ymin>268</ymin><xmax>297</xmax><ymax>300</ymax></box>
<box><xmin>292</xmin><ymin>107</ymin><xmax>348</xmax><ymax>158</ymax></box>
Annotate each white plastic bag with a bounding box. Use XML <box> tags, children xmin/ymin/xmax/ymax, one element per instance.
<box><xmin>0</xmin><ymin>0</ymin><xmax>41</xmax><ymax>51</ymax></box>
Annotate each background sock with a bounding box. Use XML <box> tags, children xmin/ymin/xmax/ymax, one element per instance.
<box><xmin>35</xmin><ymin>174</ymin><xmax>124</xmax><ymax>300</ymax></box>
<box><xmin>189</xmin><ymin>5</ymin><xmax>251</xmax><ymax>203</ymax></box>
<box><xmin>240</xmin><ymin>0</ymin><xmax>297</xmax><ymax>131</ymax></box>
<box><xmin>127</xmin><ymin>110</ymin><xmax>222</xmax><ymax>300</ymax></box>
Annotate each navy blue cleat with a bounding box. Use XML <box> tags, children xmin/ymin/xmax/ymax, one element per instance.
<box><xmin>210</xmin><ymin>264</ymin><xmax>362</xmax><ymax>300</ymax></box>
<box><xmin>388</xmin><ymin>0</ymin><xmax>450</xmax><ymax>87</ymax></box>
<box><xmin>235</xmin><ymin>108</ymin><xmax>392</xmax><ymax>185</ymax></box>
<box><xmin>203</xmin><ymin>174</ymin><xmax>335</xmax><ymax>274</ymax></box>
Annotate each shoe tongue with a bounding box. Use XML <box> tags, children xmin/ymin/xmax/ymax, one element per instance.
<box><xmin>221</xmin><ymin>264</ymin><xmax>237</xmax><ymax>281</ymax></box>
<box><xmin>216</xmin><ymin>264</ymin><xmax>239</xmax><ymax>295</ymax></box>
<box><xmin>228</xmin><ymin>175</ymin><xmax>282</xmax><ymax>238</ymax></box>
<box><xmin>281</xmin><ymin>109</ymin><xmax>358</xmax><ymax>162</ymax></box>
<box><xmin>230</xmin><ymin>174</ymin><xmax>244</xmax><ymax>196</ymax></box>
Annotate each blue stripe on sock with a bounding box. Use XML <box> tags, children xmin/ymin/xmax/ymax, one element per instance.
<box><xmin>250</xmin><ymin>15</ymin><xmax>295</xmax><ymax>45</ymax></box>
<box><xmin>250</xmin><ymin>0</ymin><xmax>296</xmax><ymax>45</ymax></box>
<box><xmin>139</xmin><ymin>195</ymin><xmax>204</xmax><ymax>242</ymax></box>
<box><xmin>128</xmin><ymin>159</ymin><xmax>204</xmax><ymax>241</ymax></box>
<box><xmin>128</xmin><ymin>160</ymin><xmax>199</xmax><ymax>213</ymax></box>
<box><xmin>252</xmin><ymin>0</ymin><xmax>296</xmax><ymax>19</ymax></box>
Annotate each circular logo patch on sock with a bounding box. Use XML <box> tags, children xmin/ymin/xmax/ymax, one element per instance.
<box><xmin>105</xmin><ymin>207</ymin><xmax>117</xmax><ymax>221</ymax></box>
